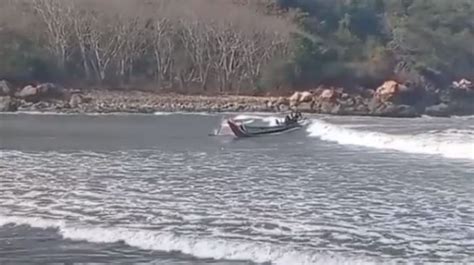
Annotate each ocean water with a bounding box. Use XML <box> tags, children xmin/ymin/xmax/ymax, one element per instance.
<box><xmin>0</xmin><ymin>113</ymin><xmax>473</xmax><ymax>264</ymax></box>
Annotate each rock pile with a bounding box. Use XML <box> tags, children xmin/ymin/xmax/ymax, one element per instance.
<box><xmin>0</xmin><ymin>79</ymin><xmax>473</xmax><ymax>117</ymax></box>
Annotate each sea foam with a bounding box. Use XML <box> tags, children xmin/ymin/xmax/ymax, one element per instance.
<box><xmin>307</xmin><ymin>119</ymin><xmax>474</xmax><ymax>160</ymax></box>
<box><xmin>0</xmin><ymin>215</ymin><xmax>380</xmax><ymax>265</ymax></box>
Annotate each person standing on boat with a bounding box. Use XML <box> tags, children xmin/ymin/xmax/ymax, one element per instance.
<box><xmin>284</xmin><ymin>112</ymin><xmax>296</xmax><ymax>125</ymax></box>
<box><xmin>295</xmin><ymin>111</ymin><xmax>302</xmax><ymax>120</ymax></box>
<box><xmin>284</xmin><ymin>115</ymin><xmax>291</xmax><ymax>125</ymax></box>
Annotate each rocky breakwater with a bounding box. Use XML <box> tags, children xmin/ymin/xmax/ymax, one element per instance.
<box><xmin>79</xmin><ymin>91</ymin><xmax>271</xmax><ymax>113</ymax></box>
<box><xmin>1</xmin><ymin>79</ymin><xmax>473</xmax><ymax>117</ymax></box>
<box><xmin>266</xmin><ymin>80</ymin><xmax>421</xmax><ymax>117</ymax></box>
<box><xmin>0</xmin><ymin>81</ymin><xmax>272</xmax><ymax>114</ymax></box>
<box><xmin>267</xmin><ymin>78</ymin><xmax>474</xmax><ymax>117</ymax></box>
<box><xmin>0</xmin><ymin>81</ymin><xmax>77</xmax><ymax>112</ymax></box>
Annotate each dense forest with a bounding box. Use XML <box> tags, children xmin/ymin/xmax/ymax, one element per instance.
<box><xmin>1</xmin><ymin>0</ymin><xmax>473</xmax><ymax>94</ymax></box>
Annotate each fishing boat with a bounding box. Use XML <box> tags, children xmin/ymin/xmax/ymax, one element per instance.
<box><xmin>227</xmin><ymin>113</ymin><xmax>308</xmax><ymax>138</ymax></box>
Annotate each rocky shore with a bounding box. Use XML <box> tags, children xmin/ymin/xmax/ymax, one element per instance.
<box><xmin>0</xmin><ymin>79</ymin><xmax>473</xmax><ymax>117</ymax></box>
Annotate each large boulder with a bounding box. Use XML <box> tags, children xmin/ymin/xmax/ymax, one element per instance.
<box><xmin>0</xmin><ymin>96</ymin><xmax>18</xmax><ymax>112</ymax></box>
<box><xmin>69</xmin><ymin>93</ymin><xmax>84</xmax><ymax>108</ymax></box>
<box><xmin>373</xmin><ymin>80</ymin><xmax>424</xmax><ymax>106</ymax></box>
<box><xmin>319</xmin><ymin>89</ymin><xmax>338</xmax><ymax>102</ymax></box>
<box><xmin>289</xmin><ymin>91</ymin><xmax>313</xmax><ymax>107</ymax></box>
<box><xmin>299</xmin><ymin>91</ymin><xmax>314</xmax><ymax>102</ymax></box>
<box><xmin>15</xmin><ymin>85</ymin><xmax>39</xmax><ymax>101</ymax></box>
<box><xmin>15</xmin><ymin>83</ymin><xmax>65</xmax><ymax>102</ymax></box>
<box><xmin>374</xmin><ymin>80</ymin><xmax>403</xmax><ymax>103</ymax></box>
<box><xmin>0</xmin><ymin>80</ymin><xmax>13</xmax><ymax>96</ymax></box>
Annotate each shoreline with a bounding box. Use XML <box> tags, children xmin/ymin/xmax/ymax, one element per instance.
<box><xmin>0</xmin><ymin>90</ymin><xmax>421</xmax><ymax>118</ymax></box>
<box><xmin>2</xmin><ymin>87</ymin><xmax>473</xmax><ymax>118</ymax></box>
<box><xmin>1</xmin><ymin>109</ymin><xmax>461</xmax><ymax>119</ymax></box>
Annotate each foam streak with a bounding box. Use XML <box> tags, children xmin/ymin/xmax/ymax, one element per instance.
<box><xmin>307</xmin><ymin>119</ymin><xmax>474</xmax><ymax>160</ymax></box>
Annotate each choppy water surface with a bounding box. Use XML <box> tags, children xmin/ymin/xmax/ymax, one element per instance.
<box><xmin>0</xmin><ymin>113</ymin><xmax>473</xmax><ymax>264</ymax></box>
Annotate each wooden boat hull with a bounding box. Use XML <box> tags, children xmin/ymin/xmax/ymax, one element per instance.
<box><xmin>227</xmin><ymin>119</ymin><xmax>306</xmax><ymax>138</ymax></box>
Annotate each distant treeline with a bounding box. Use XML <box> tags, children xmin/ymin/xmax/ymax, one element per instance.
<box><xmin>1</xmin><ymin>0</ymin><xmax>473</xmax><ymax>94</ymax></box>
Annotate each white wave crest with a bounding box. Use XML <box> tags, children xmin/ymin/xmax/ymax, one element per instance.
<box><xmin>307</xmin><ymin>119</ymin><xmax>474</xmax><ymax>160</ymax></box>
<box><xmin>0</xmin><ymin>215</ymin><xmax>380</xmax><ymax>265</ymax></box>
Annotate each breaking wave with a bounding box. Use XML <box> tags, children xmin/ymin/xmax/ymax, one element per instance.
<box><xmin>307</xmin><ymin>119</ymin><xmax>474</xmax><ymax>160</ymax></box>
<box><xmin>0</xmin><ymin>215</ymin><xmax>379</xmax><ymax>265</ymax></box>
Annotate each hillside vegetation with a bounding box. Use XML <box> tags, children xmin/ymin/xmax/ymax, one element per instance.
<box><xmin>1</xmin><ymin>0</ymin><xmax>473</xmax><ymax>94</ymax></box>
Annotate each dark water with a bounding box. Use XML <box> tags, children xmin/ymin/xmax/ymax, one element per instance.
<box><xmin>0</xmin><ymin>113</ymin><xmax>473</xmax><ymax>265</ymax></box>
